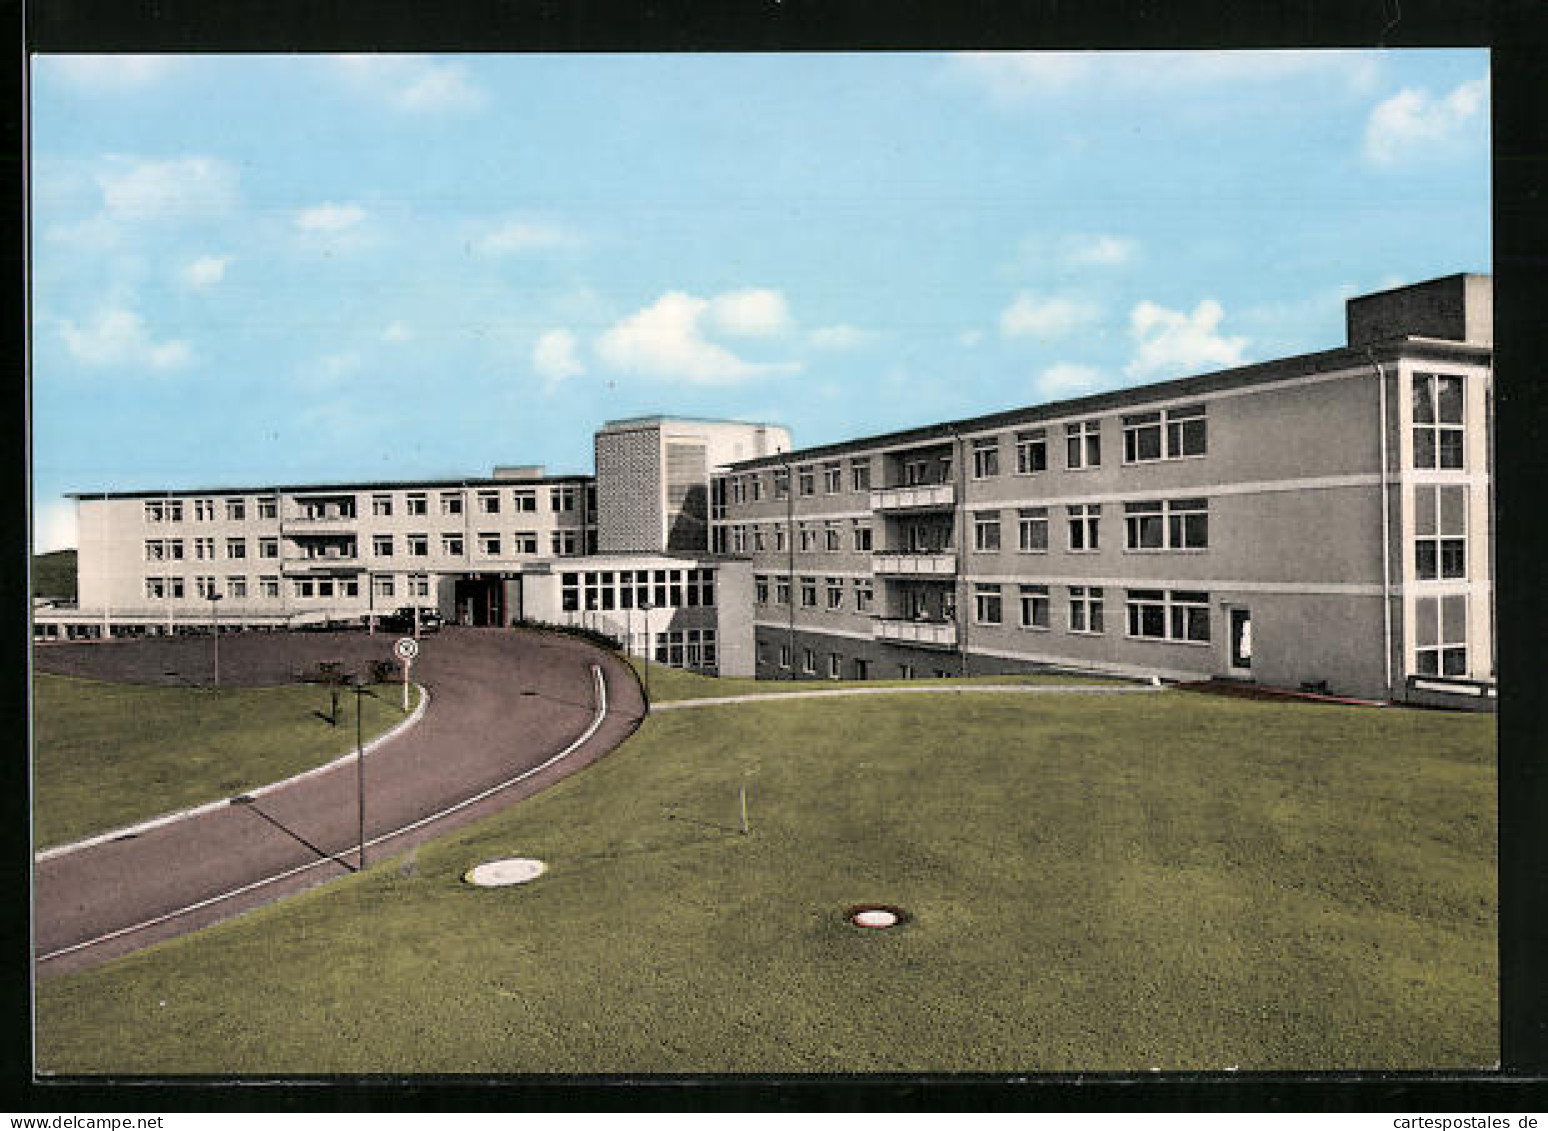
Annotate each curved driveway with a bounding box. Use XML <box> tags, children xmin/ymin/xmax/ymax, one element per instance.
<box><xmin>34</xmin><ymin>628</ymin><xmax>646</xmax><ymax>975</ymax></box>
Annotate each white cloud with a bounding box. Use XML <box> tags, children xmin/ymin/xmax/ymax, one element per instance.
<box><xmin>1063</xmin><ymin>234</ymin><xmax>1135</xmax><ymax>268</ymax></box>
<box><xmin>330</xmin><ymin>55</ymin><xmax>486</xmax><ymax>114</ymax></box>
<box><xmin>296</xmin><ymin>203</ymin><xmax>366</xmax><ymax>232</ymax></box>
<box><xmin>1038</xmin><ymin>362</ymin><xmax>1103</xmax><ymax>396</ymax></box>
<box><xmin>96</xmin><ymin>156</ymin><xmax>238</xmax><ymax>221</ymax></box>
<box><xmin>1126</xmin><ymin>299</ymin><xmax>1248</xmax><ymax>378</ymax></box>
<box><xmin>477</xmin><ymin>219</ymin><xmax>570</xmax><ymax>255</ymax></box>
<box><xmin>45</xmin><ymin>213</ymin><xmax>121</xmax><ymax>251</ymax></box>
<box><xmin>180</xmin><ymin>255</ymin><xmax>229</xmax><ymax>289</ymax></box>
<box><xmin>707</xmin><ymin>289</ymin><xmax>793</xmax><ymax>337</ymax></box>
<box><xmin>47</xmin><ymin>55</ymin><xmax>181</xmax><ymax>89</ymax></box>
<box><xmin>382</xmin><ymin>321</ymin><xmax>412</xmax><ymax>344</ymax></box>
<box><xmin>596</xmin><ymin>291</ymin><xmax>802</xmax><ymax>385</ymax></box>
<box><xmin>808</xmin><ymin>324</ymin><xmax>871</xmax><ymax>350</ymax></box>
<box><xmin>33</xmin><ymin>498</ymin><xmax>78</xmax><ymax>555</ymax></box>
<box><xmin>532</xmin><ymin>328</ymin><xmax>585</xmax><ymax>389</ymax></box>
<box><xmin>1000</xmin><ymin>292</ymin><xmax>1100</xmax><ymax>340</ymax></box>
<box><xmin>1364</xmin><ymin>76</ymin><xmax>1488</xmax><ymax>166</ymax></box>
<box><xmin>59</xmin><ymin>308</ymin><xmax>193</xmax><ymax>370</ymax></box>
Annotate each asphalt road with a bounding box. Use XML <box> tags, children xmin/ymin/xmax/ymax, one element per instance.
<box><xmin>33</xmin><ymin>627</ymin><xmax>646</xmax><ymax>974</ymax></box>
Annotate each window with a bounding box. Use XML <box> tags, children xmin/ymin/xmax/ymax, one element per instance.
<box><xmin>1016</xmin><ymin>429</ymin><xmax>1048</xmax><ymax>475</ymax></box>
<box><xmin>729</xmin><ymin>477</ymin><xmax>746</xmax><ymax>506</ymax></box>
<box><xmin>1067</xmin><ymin>504</ymin><xmax>1101</xmax><ymax>552</ymax></box>
<box><xmin>407</xmin><ymin>534</ymin><xmax>429</xmax><ymax>557</ymax></box>
<box><xmin>373</xmin><ymin>535</ymin><xmax>394</xmax><ymax>557</ymax></box>
<box><xmin>750</xmin><ymin>474</ymin><xmax>764</xmax><ymax>502</ymax></box>
<box><xmin>1166</xmin><ymin>406</ymin><xmax>1207</xmax><ymax>457</ymax></box>
<box><xmin>226</xmin><ymin>538</ymin><xmax>247</xmax><ymax>560</ymax></box>
<box><xmin>799</xmin><ymin>524</ymin><xmax>816</xmax><ymax>552</ymax></box>
<box><xmin>257</xmin><ymin>497</ymin><xmax>277</xmax><ymax>519</ymax></box>
<box><xmin>372</xmin><ymin>494</ymin><xmax>393</xmax><ymax>517</ymax></box>
<box><xmin>850</xmin><ymin>459</ymin><xmax>871</xmax><ymax>491</ymax></box>
<box><xmin>260</xmin><ymin>576</ymin><xmax>280</xmax><ymax>599</ymax></box>
<box><xmin>730</xmin><ymin>525</ymin><xmax>747</xmax><ymax>554</ymax></box>
<box><xmin>773</xmin><ymin>525</ymin><xmax>787</xmax><ymax>552</ymax></box>
<box><xmin>753</xmin><ymin>526</ymin><xmax>767</xmax><ymax>552</ymax></box>
<box><xmin>802</xmin><ymin>648</ymin><xmax>817</xmax><ymax>675</ymax></box>
<box><xmin>899</xmin><ymin>663</ymin><xmax>915</xmax><ymax>680</ymax></box>
<box><xmin>226</xmin><ymin>498</ymin><xmax>246</xmax><ymax>521</ymax></box>
<box><xmin>972</xmin><ymin>437</ymin><xmax>1000</xmax><ymax>479</ymax></box>
<box><xmin>1124</xmin><ymin>405</ymin><xmax>1206</xmax><ymax>462</ymax></box>
<box><xmin>479</xmin><ymin>532</ymin><xmax>502</xmax><ymax>556</ymax></box>
<box><xmin>755</xmin><ymin>575</ymin><xmax>770</xmax><ymax>605</ymax></box>
<box><xmin>852</xmin><ymin>521</ymin><xmax>873</xmax><ymax>552</ymax></box>
<box><xmin>477</xmin><ymin>490</ymin><xmax>500</xmax><ymax>515</ymax></box>
<box><xmin>779</xmin><ymin>644</ymin><xmax>791</xmax><ymax>669</ymax></box>
<box><xmin>1069</xmin><ymin>586</ymin><xmax>1104</xmax><ymax>634</ymax></box>
<box><xmin>409</xmin><ymin>574</ymin><xmax>430</xmax><ymax>597</ymax></box>
<box><xmin>441</xmin><ymin>534</ymin><xmax>464</xmax><ymax>556</ymax></box>
<box><xmin>1415</xmin><ymin>594</ymin><xmax>1468</xmax><ymax>675</ymax></box>
<box><xmin>1124</xmin><ymin>501</ymin><xmax>1164</xmax><ymax>550</ymax></box>
<box><xmin>1017</xmin><ymin>507</ymin><xmax>1049</xmax><ymax>553</ymax></box>
<box><xmin>194</xmin><ymin>499</ymin><xmax>216</xmax><ymax>521</ymax></box>
<box><xmin>168</xmin><ymin>577</ymin><xmax>185</xmax><ymax>598</ymax></box>
<box><xmin>1123</xmin><ymin>412</ymin><xmax>1163</xmax><ymax>463</ymax></box>
<box><xmin>194</xmin><ymin>575</ymin><xmax>218</xmax><ymax>599</ymax></box>
<box><xmin>973</xmin><ymin>510</ymin><xmax>1001</xmax><ymax>552</ymax></box>
<box><xmin>373</xmin><ymin>576</ymin><xmax>396</xmax><ymax>599</ymax></box>
<box><xmin>166</xmin><ymin>501</ymin><xmax>184</xmax><ymax>521</ymax></box>
<box><xmin>1415</xmin><ymin>485</ymin><xmax>1467</xmax><ymax>580</ymax></box>
<box><xmin>798</xmin><ymin>466</ymin><xmax>815</xmax><ymax>496</ymax></box>
<box><xmin>775</xmin><ymin>577</ymin><xmax>791</xmax><ymax>605</ymax></box>
<box><xmin>854</xmin><ymin>578</ymin><xmax>874</xmax><ymax>613</ymax></box>
<box><xmin>824</xmin><ymin>522</ymin><xmax>841</xmax><ymax>552</ymax></box>
<box><xmin>227</xmin><ymin>576</ymin><xmax>247</xmax><ymax>599</ymax></box>
<box><xmin>827</xmin><ymin>653</ymin><xmax>842</xmax><ymax>680</ymax></box>
<box><xmin>826</xmin><ymin>577</ymin><xmax>844</xmax><ymax>611</ymax></box>
<box><xmin>773</xmin><ymin>468</ymin><xmax>790</xmax><ymax>499</ymax></box>
<box><xmin>513</xmin><ymin>532</ymin><xmax>538</xmax><ymax>554</ymax></box>
<box><xmin>145</xmin><ymin>577</ymin><xmax>165</xmax><ymax>599</ymax></box>
<box><xmin>1413</xmin><ymin>373</ymin><xmax>1465</xmax><ymax>470</ymax></box>
<box><xmin>800</xmin><ymin>577</ymin><xmax>818</xmax><ymax>607</ymax></box>
<box><xmin>440</xmin><ymin>491</ymin><xmax>464</xmax><ymax>516</ymax></box>
<box><xmin>513</xmin><ymin>489</ymin><xmax>537</xmax><ymax>512</ymax></box>
<box><xmin>194</xmin><ymin>537</ymin><xmax>216</xmax><ymax>560</ymax></box>
<box><xmin>407</xmin><ymin>493</ymin><xmax>428</xmax><ymax>516</ymax></box>
<box><xmin>561</xmin><ymin>572</ymin><xmax>580</xmax><ymax>612</ymax></box>
<box><xmin>853</xmin><ymin>658</ymin><xmax>869</xmax><ymax>680</ymax></box>
<box><xmin>1126</xmin><ymin>589</ymin><xmax>1210</xmax><ymax>643</ymax></box>
<box><xmin>551</xmin><ymin>485</ymin><xmax>575</xmax><ymax>512</ymax></box>
<box><xmin>1124</xmin><ymin>499</ymin><xmax>1208</xmax><ymax>551</ymax></box>
<box><xmin>144</xmin><ymin>539</ymin><xmax>166</xmax><ymax>561</ymax></box>
<box><xmin>1019</xmin><ymin>584</ymin><xmax>1050</xmax><ymax>630</ymax></box>
<box><xmin>823</xmin><ymin>463</ymin><xmax>842</xmax><ymax>494</ymax></box>
<box><xmin>974</xmin><ymin>583</ymin><xmax>1003</xmax><ymax>625</ymax></box>
<box><xmin>1066</xmin><ymin>420</ymin><xmax>1101</xmax><ymax>469</ymax></box>
<box><xmin>259</xmin><ymin>537</ymin><xmax>278</xmax><ymax>559</ymax></box>
<box><xmin>551</xmin><ymin>530</ymin><xmax>578</xmax><ymax>556</ymax></box>
<box><xmin>145</xmin><ymin>500</ymin><xmax>164</xmax><ymax>523</ymax></box>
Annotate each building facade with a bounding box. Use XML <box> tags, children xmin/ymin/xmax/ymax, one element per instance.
<box><xmin>710</xmin><ymin>275</ymin><xmax>1494</xmax><ymax>709</ymax></box>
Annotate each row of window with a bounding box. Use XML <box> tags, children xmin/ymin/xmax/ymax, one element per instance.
<box><xmin>970</xmin><ymin>499</ymin><xmax>1207</xmax><ymax>554</ymax></box>
<box><xmin>142</xmin><ymin>574</ymin><xmax>436</xmax><ymax>601</ymax></box>
<box><xmin>754</xmin><ymin>574</ymin><xmax>876</xmax><ymax>613</ymax></box>
<box><xmin>965</xmin><ymin>584</ymin><xmax>1208</xmax><ymax>642</ymax></box>
<box><xmin>560</xmin><ymin>568</ymin><xmax>717</xmax><ymax>612</ymax></box>
<box><xmin>145</xmin><ymin>498</ymin><xmax>276</xmax><ymax>523</ymax></box>
<box><xmin>148</xmin><ymin>530</ymin><xmax>589</xmax><ymax>562</ymax></box>
<box><xmin>649</xmin><ymin>629</ymin><xmax>717</xmax><ymax>670</ymax></box>
<box><xmin>144</xmin><ymin>485</ymin><xmax>595</xmax><ymax>524</ymax></box>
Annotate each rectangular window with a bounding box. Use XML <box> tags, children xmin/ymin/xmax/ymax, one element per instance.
<box><xmin>1124</xmin><ymin>501</ymin><xmax>1165</xmax><ymax>550</ymax></box>
<box><xmin>226</xmin><ymin>538</ymin><xmax>247</xmax><ymax>560</ymax></box>
<box><xmin>260</xmin><ymin>576</ymin><xmax>280</xmax><ymax>599</ymax></box>
<box><xmin>750</xmin><ymin>474</ymin><xmax>764</xmax><ymax>502</ymax></box>
<box><xmin>853</xmin><ymin>658</ymin><xmax>869</xmax><ymax>680</ymax></box>
<box><xmin>1123</xmin><ymin>412</ymin><xmax>1164</xmax><ymax>463</ymax></box>
<box><xmin>552</xmin><ymin>530</ymin><xmax>578</xmax><ymax>556</ymax></box>
<box><xmin>1017</xmin><ymin>507</ymin><xmax>1049</xmax><ymax>553</ymax></box>
<box><xmin>257</xmin><ymin>497</ymin><xmax>277</xmax><ymax>519</ymax></box>
<box><xmin>145</xmin><ymin>500</ymin><xmax>164</xmax><ymax>523</ymax></box>
<box><xmin>478</xmin><ymin>532</ymin><xmax>502</xmax><ymax>556</ymax></box>
<box><xmin>802</xmin><ymin>648</ymin><xmax>817</xmax><ymax>675</ymax></box>
<box><xmin>372</xmin><ymin>494</ymin><xmax>393</xmax><ymax>517</ymax></box>
<box><xmin>145</xmin><ymin>577</ymin><xmax>165</xmax><ymax>599</ymax></box>
<box><xmin>1412</xmin><ymin>373</ymin><xmax>1466</xmax><ymax>470</ymax></box>
<box><xmin>728</xmin><ymin>477</ymin><xmax>745</xmax><ymax>507</ymax></box>
<box><xmin>800</xmin><ymin>577</ymin><xmax>818</xmax><ymax>607</ymax></box>
<box><xmin>775</xmin><ymin>577</ymin><xmax>791</xmax><ymax>606</ymax></box>
<box><xmin>798</xmin><ymin>466</ymin><xmax>815</xmax><ymax>496</ymax></box>
<box><xmin>1069</xmin><ymin>586</ymin><xmax>1105</xmax><ymax>634</ymax></box>
<box><xmin>1067</xmin><ymin>504</ymin><xmax>1101</xmax><ymax>552</ymax></box>
<box><xmin>899</xmin><ymin>663</ymin><xmax>915</xmax><ymax>680</ymax></box>
<box><xmin>166</xmin><ymin>501</ymin><xmax>183</xmax><ymax>522</ymax></box>
<box><xmin>294</xmin><ymin>579</ymin><xmax>315</xmax><ymax>599</ymax></box>
<box><xmin>1415</xmin><ymin>593</ymin><xmax>1468</xmax><ymax>675</ymax></box>
<box><xmin>168</xmin><ymin>576</ymin><xmax>185</xmax><ymax>598</ymax></box>
<box><xmin>799</xmin><ymin>524</ymin><xmax>816</xmax><ymax>552</ymax></box>
<box><xmin>1126</xmin><ymin>589</ymin><xmax>1210</xmax><ymax>643</ymax></box>
<box><xmin>755</xmin><ymin>575</ymin><xmax>769</xmax><ymax>605</ymax></box>
<box><xmin>441</xmin><ymin>534</ymin><xmax>464</xmax><ymax>556</ymax></box>
<box><xmin>1166</xmin><ymin>405</ymin><xmax>1207</xmax><ymax>457</ymax></box>
<box><xmin>512</xmin><ymin>532</ymin><xmax>538</xmax><ymax>554</ymax></box>
<box><xmin>407</xmin><ymin>534</ymin><xmax>429</xmax><ymax>557</ymax></box>
<box><xmin>824</xmin><ymin>522</ymin><xmax>841</xmax><ymax>552</ymax></box>
<box><xmin>144</xmin><ymin>539</ymin><xmax>166</xmax><ymax>561</ymax></box>
<box><xmin>227</xmin><ymin>576</ymin><xmax>247</xmax><ymax>599</ymax></box>
<box><xmin>373</xmin><ymin>535</ymin><xmax>393</xmax><ymax>557</ymax></box>
<box><xmin>972</xmin><ymin>438</ymin><xmax>1000</xmax><ymax>479</ymax></box>
<box><xmin>1066</xmin><ymin>420</ymin><xmax>1101</xmax><ymax>469</ymax></box>
<box><xmin>407</xmin><ymin>493</ymin><xmax>428</xmax><ymax>516</ymax></box>
<box><xmin>1019</xmin><ymin>584</ymin><xmax>1050</xmax><ymax>630</ymax></box>
<box><xmin>854</xmin><ymin>578</ymin><xmax>874</xmax><ymax>613</ymax></box>
<box><xmin>753</xmin><ymin>526</ymin><xmax>767</xmax><ymax>552</ymax></box>
<box><xmin>773</xmin><ymin>468</ymin><xmax>790</xmax><ymax>499</ymax></box>
<box><xmin>440</xmin><ymin>491</ymin><xmax>464</xmax><ymax>516</ymax></box>
<box><xmin>828</xmin><ymin>653</ymin><xmax>842</xmax><ymax>680</ymax></box>
<box><xmin>1414</xmin><ymin>485</ymin><xmax>1467</xmax><ymax>580</ymax></box>
<box><xmin>410</xmin><ymin>574</ymin><xmax>430</xmax><ymax>598</ymax></box>
<box><xmin>852</xmin><ymin>521</ymin><xmax>873</xmax><ymax>552</ymax></box>
<box><xmin>974</xmin><ymin>583</ymin><xmax>1003</xmax><ymax>626</ymax></box>
<box><xmin>973</xmin><ymin>510</ymin><xmax>1001</xmax><ymax>552</ymax></box>
<box><xmin>194</xmin><ymin>537</ymin><xmax>216</xmax><ymax>560</ymax></box>
<box><xmin>513</xmin><ymin>489</ymin><xmax>537</xmax><ymax>512</ymax></box>
<box><xmin>850</xmin><ymin>459</ymin><xmax>871</xmax><ymax>491</ymax></box>
<box><xmin>194</xmin><ymin>575</ymin><xmax>218</xmax><ymax>599</ymax></box>
<box><xmin>773</xmin><ymin>525</ymin><xmax>787</xmax><ymax>552</ymax></box>
<box><xmin>823</xmin><ymin>463</ymin><xmax>842</xmax><ymax>494</ymax></box>
<box><xmin>1168</xmin><ymin>498</ymin><xmax>1210</xmax><ymax>549</ymax></box>
<box><xmin>730</xmin><ymin>525</ymin><xmax>747</xmax><ymax>554</ymax></box>
<box><xmin>826</xmin><ymin>578</ymin><xmax>844</xmax><ymax>610</ymax></box>
<box><xmin>1016</xmin><ymin>429</ymin><xmax>1048</xmax><ymax>475</ymax></box>
<box><xmin>779</xmin><ymin>644</ymin><xmax>791</xmax><ymax>669</ymax></box>
<box><xmin>226</xmin><ymin>498</ymin><xmax>246</xmax><ymax>521</ymax></box>
<box><xmin>477</xmin><ymin>490</ymin><xmax>500</xmax><ymax>515</ymax></box>
<box><xmin>259</xmin><ymin>537</ymin><xmax>278</xmax><ymax>559</ymax></box>
<box><xmin>194</xmin><ymin>499</ymin><xmax>216</xmax><ymax>522</ymax></box>
<box><xmin>373</xmin><ymin>575</ymin><xmax>396</xmax><ymax>598</ymax></box>
<box><xmin>561</xmin><ymin>572</ymin><xmax>580</xmax><ymax>612</ymax></box>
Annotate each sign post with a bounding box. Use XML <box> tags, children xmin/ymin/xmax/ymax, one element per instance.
<box><xmin>395</xmin><ymin>636</ymin><xmax>420</xmax><ymax>712</ymax></box>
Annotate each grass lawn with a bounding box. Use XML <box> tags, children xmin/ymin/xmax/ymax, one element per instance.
<box><xmin>35</xmin><ymin>690</ymin><xmax>1495</xmax><ymax>1073</ymax></box>
<box><xmin>33</xmin><ymin>673</ymin><xmax>422</xmax><ymax>849</ymax></box>
<box><xmin>628</xmin><ymin>657</ymin><xmax>1123</xmax><ymax>702</ymax></box>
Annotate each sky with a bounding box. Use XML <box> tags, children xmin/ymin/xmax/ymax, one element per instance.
<box><xmin>28</xmin><ymin>50</ymin><xmax>1490</xmax><ymax>553</ymax></box>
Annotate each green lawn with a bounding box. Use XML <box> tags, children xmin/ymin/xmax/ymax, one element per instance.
<box><xmin>628</xmin><ymin>657</ymin><xmax>1123</xmax><ymax>702</ymax></box>
<box><xmin>33</xmin><ymin>673</ymin><xmax>421</xmax><ymax>849</ymax></box>
<box><xmin>35</xmin><ymin>690</ymin><xmax>1495</xmax><ymax>1073</ymax></box>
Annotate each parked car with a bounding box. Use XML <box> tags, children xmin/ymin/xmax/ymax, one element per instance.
<box><xmin>377</xmin><ymin>606</ymin><xmax>442</xmax><ymax>635</ymax></box>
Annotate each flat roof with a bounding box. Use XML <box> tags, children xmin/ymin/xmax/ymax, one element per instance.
<box><xmin>598</xmin><ymin>415</ymin><xmax>787</xmax><ymax>431</ymax></box>
<box><xmin>68</xmin><ymin>472</ymin><xmax>595</xmax><ymax>502</ymax></box>
<box><xmin>718</xmin><ymin>335</ymin><xmax>1491</xmax><ymax>471</ymax></box>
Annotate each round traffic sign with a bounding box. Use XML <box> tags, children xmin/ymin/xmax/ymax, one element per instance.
<box><xmin>394</xmin><ymin>637</ymin><xmax>420</xmax><ymax>661</ymax></box>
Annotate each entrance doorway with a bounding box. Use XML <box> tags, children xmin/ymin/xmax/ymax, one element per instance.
<box><xmin>1228</xmin><ymin>607</ymin><xmax>1253</xmax><ymax>678</ymax></box>
<box><xmin>454</xmin><ymin>576</ymin><xmax>505</xmax><ymax>627</ymax></box>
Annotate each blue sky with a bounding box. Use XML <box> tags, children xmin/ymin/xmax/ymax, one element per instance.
<box><xmin>29</xmin><ymin>50</ymin><xmax>1489</xmax><ymax>552</ymax></box>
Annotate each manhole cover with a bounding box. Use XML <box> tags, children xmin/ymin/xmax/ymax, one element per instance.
<box><xmin>847</xmin><ymin>903</ymin><xmax>908</xmax><ymax>929</ymax></box>
<box><xmin>463</xmin><ymin>858</ymin><xmax>547</xmax><ymax>887</ymax></box>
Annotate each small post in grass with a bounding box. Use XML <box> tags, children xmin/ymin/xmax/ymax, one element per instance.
<box><xmin>739</xmin><ymin>782</ymin><xmax>749</xmax><ymax>836</ymax></box>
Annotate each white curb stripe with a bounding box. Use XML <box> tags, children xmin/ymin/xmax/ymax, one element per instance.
<box><xmin>38</xmin><ymin>664</ymin><xmax>609</xmax><ymax>965</ymax></box>
<box><xmin>651</xmin><ymin>683</ymin><xmax>1160</xmax><ymax>710</ymax></box>
<box><xmin>36</xmin><ymin>684</ymin><xmax>432</xmax><ymax>863</ymax></box>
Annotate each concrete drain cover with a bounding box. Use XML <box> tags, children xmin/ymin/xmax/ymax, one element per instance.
<box><xmin>847</xmin><ymin>904</ymin><xmax>908</xmax><ymax>929</ymax></box>
<box><xmin>464</xmin><ymin>858</ymin><xmax>547</xmax><ymax>887</ymax></box>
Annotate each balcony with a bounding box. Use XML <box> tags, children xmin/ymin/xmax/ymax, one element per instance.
<box><xmin>871</xmin><ymin>551</ymin><xmax>957</xmax><ymax>577</ymax></box>
<box><xmin>280</xmin><ymin>515</ymin><xmax>359</xmax><ymax>536</ymax></box>
<box><xmin>870</xmin><ymin>483</ymin><xmax>955</xmax><ymax>512</ymax></box>
<box><xmin>281</xmin><ymin>554</ymin><xmax>361</xmax><ymax>574</ymax></box>
<box><xmin>872</xmin><ymin>618</ymin><xmax>958</xmax><ymax>649</ymax></box>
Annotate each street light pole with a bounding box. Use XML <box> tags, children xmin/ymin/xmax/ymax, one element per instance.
<box><xmin>209</xmin><ymin>593</ymin><xmax>223</xmax><ymax>688</ymax></box>
<box><xmin>639</xmin><ymin>600</ymin><xmax>653</xmax><ymax>702</ymax></box>
<box><xmin>354</xmin><ymin>674</ymin><xmax>366</xmax><ymax>870</ymax></box>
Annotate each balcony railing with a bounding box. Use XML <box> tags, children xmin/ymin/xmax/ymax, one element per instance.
<box><xmin>281</xmin><ymin>554</ymin><xmax>361</xmax><ymax>573</ymax></box>
<box><xmin>871</xmin><ymin>551</ymin><xmax>957</xmax><ymax>577</ymax></box>
<box><xmin>280</xmin><ymin>515</ymin><xmax>359</xmax><ymax>535</ymax></box>
<box><xmin>870</xmin><ymin>483</ymin><xmax>955</xmax><ymax>512</ymax></box>
<box><xmin>872</xmin><ymin>618</ymin><xmax>958</xmax><ymax>648</ymax></box>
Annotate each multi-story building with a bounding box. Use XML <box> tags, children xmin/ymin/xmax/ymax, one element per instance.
<box><xmin>711</xmin><ymin>274</ymin><xmax>1494</xmax><ymax>709</ymax></box>
<box><xmin>41</xmin><ymin>418</ymin><xmax>792</xmax><ymax>679</ymax></box>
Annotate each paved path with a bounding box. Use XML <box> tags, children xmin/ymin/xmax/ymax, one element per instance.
<box><xmin>33</xmin><ymin>628</ymin><xmax>646</xmax><ymax>975</ymax></box>
<box><xmin>651</xmin><ymin>683</ymin><xmax>1161</xmax><ymax>710</ymax></box>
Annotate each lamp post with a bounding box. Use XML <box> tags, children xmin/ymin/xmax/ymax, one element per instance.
<box><xmin>353</xmin><ymin>673</ymin><xmax>366</xmax><ymax>870</ymax></box>
<box><xmin>208</xmin><ymin>592</ymin><xmax>223</xmax><ymax>688</ymax></box>
<box><xmin>639</xmin><ymin>599</ymin><xmax>653</xmax><ymax>702</ymax></box>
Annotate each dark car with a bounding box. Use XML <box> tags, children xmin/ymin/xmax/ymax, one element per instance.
<box><xmin>377</xmin><ymin>606</ymin><xmax>442</xmax><ymax>635</ymax></box>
